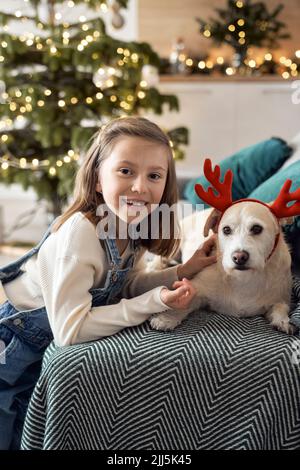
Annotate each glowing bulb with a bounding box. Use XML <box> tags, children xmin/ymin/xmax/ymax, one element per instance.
<box><xmin>228</xmin><ymin>25</ymin><xmax>235</xmax><ymax>32</ymax></box>
<box><xmin>264</xmin><ymin>53</ymin><xmax>272</xmax><ymax>61</ymax></box>
<box><xmin>49</xmin><ymin>167</ymin><xmax>56</xmax><ymax>176</ymax></box>
<box><xmin>32</xmin><ymin>159</ymin><xmax>39</xmax><ymax>167</ymax></box>
<box><xmin>198</xmin><ymin>61</ymin><xmax>206</xmax><ymax>69</ymax></box>
<box><xmin>1</xmin><ymin>162</ymin><xmax>9</xmax><ymax>170</ymax></box>
<box><xmin>203</xmin><ymin>30</ymin><xmax>211</xmax><ymax>37</ymax></box>
<box><xmin>58</xmin><ymin>100</ymin><xmax>66</xmax><ymax>107</ymax></box>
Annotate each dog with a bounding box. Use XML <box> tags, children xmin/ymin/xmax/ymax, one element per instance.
<box><xmin>150</xmin><ymin>161</ymin><xmax>298</xmax><ymax>335</ymax></box>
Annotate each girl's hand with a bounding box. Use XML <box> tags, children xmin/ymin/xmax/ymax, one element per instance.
<box><xmin>160</xmin><ymin>278</ymin><xmax>197</xmax><ymax>310</ymax></box>
<box><xmin>177</xmin><ymin>234</ymin><xmax>217</xmax><ymax>280</ymax></box>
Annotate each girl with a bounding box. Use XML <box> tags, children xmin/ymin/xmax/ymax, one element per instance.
<box><xmin>0</xmin><ymin>116</ymin><xmax>216</xmax><ymax>449</ymax></box>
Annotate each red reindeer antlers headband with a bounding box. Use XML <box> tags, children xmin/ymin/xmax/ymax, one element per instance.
<box><xmin>194</xmin><ymin>158</ymin><xmax>300</xmax><ymax>219</ymax></box>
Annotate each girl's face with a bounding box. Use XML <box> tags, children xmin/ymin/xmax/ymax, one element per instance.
<box><xmin>96</xmin><ymin>136</ymin><xmax>169</xmax><ymax>224</ymax></box>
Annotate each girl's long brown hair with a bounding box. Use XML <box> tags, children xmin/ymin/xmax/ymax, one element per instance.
<box><xmin>52</xmin><ymin>116</ymin><xmax>180</xmax><ymax>258</ymax></box>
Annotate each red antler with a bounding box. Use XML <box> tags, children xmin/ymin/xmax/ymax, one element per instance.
<box><xmin>270</xmin><ymin>179</ymin><xmax>300</xmax><ymax>217</ymax></box>
<box><xmin>194</xmin><ymin>158</ymin><xmax>233</xmax><ymax>212</ymax></box>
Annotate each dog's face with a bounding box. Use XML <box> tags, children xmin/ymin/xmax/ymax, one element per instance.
<box><xmin>217</xmin><ymin>202</ymin><xmax>280</xmax><ymax>275</ymax></box>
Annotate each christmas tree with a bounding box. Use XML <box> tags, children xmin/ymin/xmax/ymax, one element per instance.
<box><xmin>196</xmin><ymin>0</ymin><xmax>290</xmax><ymax>66</ymax></box>
<box><xmin>0</xmin><ymin>0</ymin><xmax>187</xmax><ymax>216</ymax></box>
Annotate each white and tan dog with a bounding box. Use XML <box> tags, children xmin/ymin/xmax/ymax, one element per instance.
<box><xmin>150</xmin><ymin>160</ymin><xmax>298</xmax><ymax>335</ymax></box>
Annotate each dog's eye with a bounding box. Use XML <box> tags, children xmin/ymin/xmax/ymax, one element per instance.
<box><xmin>222</xmin><ymin>226</ymin><xmax>232</xmax><ymax>235</ymax></box>
<box><xmin>251</xmin><ymin>224</ymin><xmax>263</xmax><ymax>235</ymax></box>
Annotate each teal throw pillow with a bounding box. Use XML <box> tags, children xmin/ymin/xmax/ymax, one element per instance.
<box><xmin>184</xmin><ymin>138</ymin><xmax>292</xmax><ymax>206</ymax></box>
<box><xmin>248</xmin><ymin>160</ymin><xmax>300</xmax><ymax>234</ymax></box>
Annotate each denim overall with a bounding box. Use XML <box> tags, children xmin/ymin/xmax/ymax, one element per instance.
<box><xmin>0</xmin><ymin>224</ymin><xmax>138</xmax><ymax>450</ymax></box>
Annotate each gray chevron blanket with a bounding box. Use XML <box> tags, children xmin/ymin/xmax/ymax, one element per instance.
<box><xmin>21</xmin><ymin>283</ymin><xmax>300</xmax><ymax>450</ymax></box>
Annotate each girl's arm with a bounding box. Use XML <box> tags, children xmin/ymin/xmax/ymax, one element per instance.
<box><xmin>40</xmin><ymin>254</ymin><xmax>171</xmax><ymax>347</ymax></box>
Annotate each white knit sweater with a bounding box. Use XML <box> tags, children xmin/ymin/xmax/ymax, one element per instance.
<box><xmin>4</xmin><ymin>212</ymin><xmax>179</xmax><ymax>346</ymax></box>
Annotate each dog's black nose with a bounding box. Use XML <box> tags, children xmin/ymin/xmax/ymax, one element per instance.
<box><xmin>232</xmin><ymin>250</ymin><xmax>249</xmax><ymax>266</ymax></box>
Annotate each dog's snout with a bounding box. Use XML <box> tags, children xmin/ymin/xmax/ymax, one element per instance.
<box><xmin>232</xmin><ymin>250</ymin><xmax>249</xmax><ymax>266</ymax></box>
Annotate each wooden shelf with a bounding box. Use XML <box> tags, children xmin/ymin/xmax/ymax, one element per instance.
<box><xmin>159</xmin><ymin>74</ymin><xmax>292</xmax><ymax>83</ymax></box>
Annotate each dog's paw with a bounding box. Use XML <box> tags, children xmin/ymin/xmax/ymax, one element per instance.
<box><xmin>270</xmin><ymin>319</ymin><xmax>297</xmax><ymax>335</ymax></box>
<box><xmin>149</xmin><ymin>312</ymin><xmax>182</xmax><ymax>331</ymax></box>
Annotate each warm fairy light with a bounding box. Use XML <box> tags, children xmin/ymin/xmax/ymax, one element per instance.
<box><xmin>15</xmin><ymin>90</ymin><xmax>22</xmax><ymax>97</ymax></box>
<box><xmin>50</xmin><ymin>46</ymin><xmax>57</xmax><ymax>54</ymax></box>
<box><xmin>71</xmin><ymin>97</ymin><xmax>78</xmax><ymax>104</ymax></box>
<box><xmin>96</xmin><ymin>92</ymin><xmax>103</xmax><ymax>99</ymax></box>
<box><xmin>124</xmin><ymin>49</ymin><xmax>130</xmax><ymax>57</ymax></box>
<box><xmin>217</xmin><ymin>56</ymin><xmax>224</xmax><ymax>64</ymax></box>
<box><xmin>44</xmin><ymin>89</ymin><xmax>51</xmax><ymax>96</ymax></box>
<box><xmin>248</xmin><ymin>59</ymin><xmax>256</xmax><ymax>68</ymax></box>
<box><xmin>138</xmin><ymin>91</ymin><xmax>146</xmax><ymax>99</ymax></box>
<box><xmin>226</xmin><ymin>67</ymin><xmax>234</xmax><ymax>75</ymax></box>
<box><xmin>265</xmin><ymin>53</ymin><xmax>272</xmax><ymax>61</ymax></box>
<box><xmin>100</xmin><ymin>3</ymin><xmax>108</xmax><ymax>12</ymax></box>
<box><xmin>238</xmin><ymin>31</ymin><xmax>245</xmax><ymax>38</ymax></box>
<box><xmin>106</xmin><ymin>79</ymin><xmax>114</xmax><ymax>87</ymax></box>
<box><xmin>238</xmin><ymin>38</ymin><xmax>245</xmax><ymax>44</ymax></box>
<box><xmin>79</xmin><ymin>16</ymin><xmax>86</xmax><ymax>22</ymax></box>
<box><xmin>15</xmin><ymin>11</ymin><xmax>22</xmax><ymax>18</ymax></box>
<box><xmin>37</xmin><ymin>100</ymin><xmax>45</xmax><ymax>107</ymax></box>
<box><xmin>228</xmin><ymin>24</ymin><xmax>235</xmax><ymax>32</ymax></box>
<box><xmin>67</xmin><ymin>1</ymin><xmax>75</xmax><ymax>6</ymax></box>
<box><xmin>86</xmin><ymin>97</ymin><xmax>93</xmax><ymax>104</ymax></box>
<box><xmin>32</xmin><ymin>159</ymin><xmax>39</xmax><ymax>167</ymax></box>
<box><xmin>68</xmin><ymin>150</ymin><xmax>75</xmax><ymax>157</ymax></box>
<box><xmin>63</xmin><ymin>156</ymin><xmax>71</xmax><ymax>163</ymax></box>
<box><xmin>237</xmin><ymin>19</ymin><xmax>245</xmax><ymax>26</ymax></box>
<box><xmin>9</xmin><ymin>103</ymin><xmax>17</xmax><ymax>111</ymax></box>
<box><xmin>20</xmin><ymin>158</ymin><xmax>27</xmax><ymax>168</ymax></box>
<box><xmin>117</xmin><ymin>48</ymin><xmax>124</xmax><ymax>54</ymax></box>
<box><xmin>36</xmin><ymin>43</ymin><xmax>43</xmax><ymax>50</ymax></box>
<box><xmin>110</xmin><ymin>95</ymin><xmax>117</xmax><ymax>102</ymax></box>
<box><xmin>58</xmin><ymin>100</ymin><xmax>66</xmax><ymax>107</ymax></box>
<box><xmin>20</xmin><ymin>106</ymin><xmax>26</xmax><ymax>113</ymax></box>
<box><xmin>55</xmin><ymin>13</ymin><xmax>62</xmax><ymax>21</ymax></box>
<box><xmin>140</xmin><ymin>80</ymin><xmax>147</xmax><ymax>88</ymax></box>
<box><xmin>1</xmin><ymin>41</ymin><xmax>7</xmax><ymax>48</ymax></box>
<box><xmin>1</xmin><ymin>134</ymin><xmax>8</xmax><ymax>142</ymax></box>
<box><xmin>296</xmin><ymin>50</ymin><xmax>300</xmax><ymax>58</ymax></box>
<box><xmin>203</xmin><ymin>30</ymin><xmax>211</xmax><ymax>37</ymax></box>
<box><xmin>285</xmin><ymin>59</ymin><xmax>292</xmax><ymax>67</ymax></box>
<box><xmin>49</xmin><ymin>167</ymin><xmax>56</xmax><ymax>176</ymax></box>
<box><xmin>56</xmin><ymin>160</ymin><xmax>63</xmax><ymax>167</ymax></box>
<box><xmin>198</xmin><ymin>60</ymin><xmax>206</xmax><ymax>69</ymax></box>
<box><xmin>206</xmin><ymin>60</ymin><xmax>213</xmax><ymax>69</ymax></box>
<box><xmin>1</xmin><ymin>162</ymin><xmax>9</xmax><ymax>170</ymax></box>
<box><xmin>77</xmin><ymin>45</ymin><xmax>84</xmax><ymax>51</ymax></box>
<box><xmin>282</xmin><ymin>71</ymin><xmax>290</xmax><ymax>79</ymax></box>
<box><xmin>279</xmin><ymin>56</ymin><xmax>286</xmax><ymax>64</ymax></box>
<box><xmin>236</xmin><ymin>1</ymin><xmax>244</xmax><ymax>7</ymax></box>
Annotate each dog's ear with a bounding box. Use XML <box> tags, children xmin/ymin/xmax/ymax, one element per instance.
<box><xmin>278</xmin><ymin>216</ymin><xmax>295</xmax><ymax>226</ymax></box>
<box><xmin>203</xmin><ymin>209</ymin><xmax>222</xmax><ymax>237</ymax></box>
